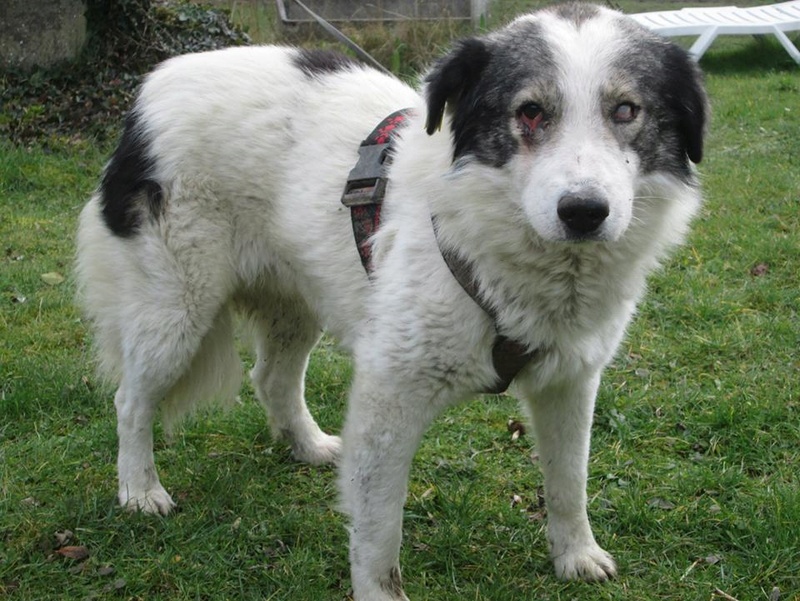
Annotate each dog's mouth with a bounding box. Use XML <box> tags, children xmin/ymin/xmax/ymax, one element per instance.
<box><xmin>525</xmin><ymin>223</ymin><xmax>612</xmax><ymax>250</ymax></box>
<box><xmin>561</xmin><ymin>230</ymin><xmax>611</xmax><ymax>243</ymax></box>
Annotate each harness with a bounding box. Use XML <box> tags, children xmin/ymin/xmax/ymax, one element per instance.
<box><xmin>341</xmin><ymin>110</ymin><xmax>537</xmax><ymax>394</ymax></box>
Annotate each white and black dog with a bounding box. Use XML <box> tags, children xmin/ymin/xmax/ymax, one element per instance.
<box><xmin>76</xmin><ymin>3</ymin><xmax>707</xmax><ymax>599</ymax></box>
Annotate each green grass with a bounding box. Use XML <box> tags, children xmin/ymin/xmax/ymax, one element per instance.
<box><xmin>2</xmin><ymin>4</ymin><xmax>800</xmax><ymax>600</ymax></box>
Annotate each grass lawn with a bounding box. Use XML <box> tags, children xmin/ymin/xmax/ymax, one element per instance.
<box><xmin>1</xmin><ymin>3</ymin><xmax>799</xmax><ymax>600</ymax></box>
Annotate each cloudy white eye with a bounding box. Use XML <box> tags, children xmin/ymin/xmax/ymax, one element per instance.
<box><xmin>517</xmin><ymin>102</ymin><xmax>545</xmax><ymax>133</ymax></box>
<box><xmin>612</xmin><ymin>102</ymin><xmax>639</xmax><ymax>123</ymax></box>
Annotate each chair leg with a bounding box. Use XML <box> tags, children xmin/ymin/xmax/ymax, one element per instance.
<box><xmin>773</xmin><ymin>28</ymin><xmax>800</xmax><ymax>64</ymax></box>
<box><xmin>689</xmin><ymin>27</ymin><xmax>720</xmax><ymax>61</ymax></box>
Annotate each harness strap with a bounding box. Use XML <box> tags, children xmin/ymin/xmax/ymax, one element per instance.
<box><xmin>341</xmin><ymin>110</ymin><xmax>409</xmax><ymax>272</ymax></box>
<box><xmin>341</xmin><ymin>111</ymin><xmax>536</xmax><ymax>393</ymax></box>
<box><xmin>432</xmin><ymin>219</ymin><xmax>538</xmax><ymax>394</ymax></box>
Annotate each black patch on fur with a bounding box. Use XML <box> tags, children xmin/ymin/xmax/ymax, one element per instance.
<box><xmin>425</xmin><ymin>23</ymin><xmax>554</xmax><ymax>166</ymax></box>
<box><xmin>549</xmin><ymin>2</ymin><xmax>600</xmax><ymax>26</ymax></box>
<box><xmin>425</xmin><ymin>38</ymin><xmax>492</xmax><ymax>137</ymax></box>
<box><xmin>616</xmin><ymin>20</ymin><xmax>708</xmax><ymax>175</ymax></box>
<box><xmin>653</xmin><ymin>44</ymin><xmax>707</xmax><ymax>165</ymax></box>
<box><xmin>100</xmin><ymin>109</ymin><xmax>162</xmax><ymax>237</ymax></box>
<box><xmin>293</xmin><ymin>48</ymin><xmax>358</xmax><ymax>77</ymax></box>
<box><xmin>380</xmin><ymin>566</ymin><xmax>404</xmax><ymax>597</ymax></box>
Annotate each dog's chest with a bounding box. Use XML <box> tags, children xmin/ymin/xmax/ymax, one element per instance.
<box><xmin>492</xmin><ymin>247</ymin><xmax>633</xmax><ymax>343</ymax></box>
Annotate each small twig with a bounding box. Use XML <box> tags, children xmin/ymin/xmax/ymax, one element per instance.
<box><xmin>679</xmin><ymin>559</ymin><xmax>701</xmax><ymax>581</ymax></box>
<box><xmin>713</xmin><ymin>588</ymin><xmax>740</xmax><ymax>601</ymax></box>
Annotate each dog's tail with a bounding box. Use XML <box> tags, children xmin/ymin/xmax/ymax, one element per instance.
<box><xmin>158</xmin><ymin>307</ymin><xmax>242</xmax><ymax>431</ymax></box>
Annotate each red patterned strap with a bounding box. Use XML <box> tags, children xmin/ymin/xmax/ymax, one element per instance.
<box><xmin>341</xmin><ymin>109</ymin><xmax>412</xmax><ymax>272</ymax></box>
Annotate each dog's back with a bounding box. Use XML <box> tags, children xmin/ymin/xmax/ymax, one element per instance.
<box><xmin>77</xmin><ymin>46</ymin><xmax>419</xmax><ymax>392</ymax></box>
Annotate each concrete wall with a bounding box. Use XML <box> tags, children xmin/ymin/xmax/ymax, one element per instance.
<box><xmin>0</xmin><ymin>0</ymin><xmax>86</xmax><ymax>69</ymax></box>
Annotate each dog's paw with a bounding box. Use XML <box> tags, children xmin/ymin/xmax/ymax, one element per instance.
<box><xmin>292</xmin><ymin>432</ymin><xmax>342</xmax><ymax>466</ymax></box>
<box><xmin>119</xmin><ymin>485</ymin><xmax>177</xmax><ymax>516</ymax></box>
<box><xmin>552</xmin><ymin>542</ymin><xmax>617</xmax><ymax>582</ymax></box>
<box><xmin>352</xmin><ymin>569</ymin><xmax>410</xmax><ymax>601</ymax></box>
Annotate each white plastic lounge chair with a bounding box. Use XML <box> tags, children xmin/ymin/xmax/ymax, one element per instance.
<box><xmin>629</xmin><ymin>1</ymin><xmax>800</xmax><ymax>64</ymax></box>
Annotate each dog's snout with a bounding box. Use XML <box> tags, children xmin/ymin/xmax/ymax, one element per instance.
<box><xmin>557</xmin><ymin>195</ymin><xmax>609</xmax><ymax>236</ymax></box>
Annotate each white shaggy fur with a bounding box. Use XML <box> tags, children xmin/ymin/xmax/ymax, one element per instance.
<box><xmin>76</xmin><ymin>5</ymin><xmax>705</xmax><ymax>599</ymax></box>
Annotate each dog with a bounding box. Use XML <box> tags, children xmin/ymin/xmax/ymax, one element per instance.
<box><xmin>76</xmin><ymin>3</ymin><xmax>707</xmax><ymax>599</ymax></box>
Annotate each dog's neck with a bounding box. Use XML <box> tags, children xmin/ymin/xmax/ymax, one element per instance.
<box><xmin>342</xmin><ymin>110</ymin><xmax>537</xmax><ymax>392</ymax></box>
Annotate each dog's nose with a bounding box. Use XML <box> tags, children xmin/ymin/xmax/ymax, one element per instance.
<box><xmin>557</xmin><ymin>195</ymin><xmax>609</xmax><ymax>236</ymax></box>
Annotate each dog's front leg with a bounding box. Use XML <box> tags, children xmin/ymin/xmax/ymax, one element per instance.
<box><xmin>340</xmin><ymin>373</ymin><xmax>439</xmax><ymax>601</ymax></box>
<box><xmin>522</xmin><ymin>370</ymin><xmax>617</xmax><ymax>582</ymax></box>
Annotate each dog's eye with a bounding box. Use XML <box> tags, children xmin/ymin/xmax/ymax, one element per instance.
<box><xmin>612</xmin><ymin>102</ymin><xmax>639</xmax><ymax>123</ymax></box>
<box><xmin>518</xmin><ymin>102</ymin><xmax>545</xmax><ymax>132</ymax></box>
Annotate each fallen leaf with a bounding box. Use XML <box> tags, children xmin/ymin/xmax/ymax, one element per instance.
<box><xmin>769</xmin><ymin>586</ymin><xmax>781</xmax><ymax>601</ymax></box>
<box><xmin>420</xmin><ymin>486</ymin><xmax>435</xmax><ymax>500</ymax></box>
<box><xmin>97</xmin><ymin>565</ymin><xmax>115</xmax><ymax>577</ymax></box>
<box><xmin>750</xmin><ymin>263</ymin><xmax>769</xmax><ymax>277</ymax></box>
<box><xmin>54</xmin><ymin>530</ymin><xmax>74</xmax><ymax>546</ymax></box>
<box><xmin>102</xmin><ymin>578</ymin><xmax>127</xmax><ymax>593</ymax></box>
<box><xmin>56</xmin><ymin>546</ymin><xmax>89</xmax><ymax>561</ymax></box>
<box><xmin>41</xmin><ymin>272</ymin><xmax>65</xmax><ymax>285</ymax></box>
<box><xmin>647</xmin><ymin>498</ymin><xmax>675</xmax><ymax>510</ymax></box>
<box><xmin>68</xmin><ymin>561</ymin><xmax>88</xmax><ymax>575</ymax></box>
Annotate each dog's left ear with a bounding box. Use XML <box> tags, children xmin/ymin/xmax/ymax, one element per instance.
<box><xmin>663</xmin><ymin>46</ymin><xmax>708</xmax><ymax>164</ymax></box>
<box><xmin>424</xmin><ymin>38</ymin><xmax>491</xmax><ymax>135</ymax></box>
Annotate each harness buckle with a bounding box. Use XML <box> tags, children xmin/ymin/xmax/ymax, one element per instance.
<box><xmin>341</xmin><ymin>142</ymin><xmax>391</xmax><ymax>207</ymax></box>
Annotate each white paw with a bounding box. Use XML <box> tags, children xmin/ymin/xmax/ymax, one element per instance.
<box><xmin>552</xmin><ymin>541</ymin><xmax>617</xmax><ymax>582</ymax></box>
<box><xmin>353</xmin><ymin>589</ymin><xmax>409</xmax><ymax>601</ymax></box>
<box><xmin>291</xmin><ymin>432</ymin><xmax>342</xmax><ymax>466</ymax></box>
<box><xmin>352</xmin><ymin>566</ymin><xmax>410</xmax><ymax>601</ymax></box>
<box><xmin>119</xmin><ymin>485</ymin><xmax>177</xmax><ymax>516</ymax></box>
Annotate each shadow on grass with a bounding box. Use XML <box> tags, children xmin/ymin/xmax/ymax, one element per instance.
<box><xmin>699</xmin><ymin>36</ymin><xmax>800</xmax><ymax>74</ymax></box>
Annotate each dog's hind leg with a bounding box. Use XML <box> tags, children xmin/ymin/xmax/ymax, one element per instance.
<box><xmin>248</xmin><ymin>297</ymin><xmax>341</xmax><ymax>465</ymax></box>
<box><xmin>114</xmin><ymin>376</ymin><xmax>176</xmax><ymax>515</ymax></box>
<box><xmin>114</xmin><ymin>302</ymin><xmax>239</xmax><ymax>515</ymax></box>
<box><xmin>110</xmin><ymin>223</ymin><xmax>239</xmax><ymax>513</ymax></box>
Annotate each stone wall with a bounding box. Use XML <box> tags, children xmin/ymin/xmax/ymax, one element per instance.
<box><xmin>0</xmin><ymin>0</ymin><xmax>86</xmax><ymax>68</ymax></box>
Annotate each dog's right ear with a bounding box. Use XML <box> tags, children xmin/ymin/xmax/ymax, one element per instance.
<box><xmin>424</xmin><ymin>38</ymin><xmax>491</xmax><ymax>135</ymax></box>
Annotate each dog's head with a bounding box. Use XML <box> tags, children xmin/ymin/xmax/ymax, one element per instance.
<box><xmin>424</xmin><ymin>3</ymin><xmax>707</xmax><ymax>243</ymax></box>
